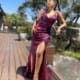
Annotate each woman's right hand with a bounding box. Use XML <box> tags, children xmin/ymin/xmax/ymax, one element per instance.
<box><xmin>31</xmin><ymin>26</ymin><xmax>37</xmax><ymax>36</ymax></box>
<box><xmin>32</xmin><ymin>26</ymin><xmax>37</xmax><ymax>32</ymax></box>
<box><xmin>31</xmin><ymin>9</ymin><xmax>45</xmax><ymax>33</ymax></box>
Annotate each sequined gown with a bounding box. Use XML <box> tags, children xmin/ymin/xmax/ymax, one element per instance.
<box><xmin>24</xmin><ymin>9</ymin><xmax>57</xmax><ymax>80</ymax></box>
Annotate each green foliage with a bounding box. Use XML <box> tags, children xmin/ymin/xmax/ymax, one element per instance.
<box><xmin>17</xmin><ymin>0</ymin><xmax>80</xmax><ymax>51</ymax></box>
<box><xmin>26</xmin><ymin>22</ymin><xmax>33</xmax><ymax>35</ymax></box>
<box><xmin>18</xmin><ymin>0</ymin><xmax>80</xmax><ymax>26</ymax></box>
<box><xmin>17</xmin><ymin>26</ymin><xmax>27</xmax><ymax>33</ymax></box>
<box><xmin>72</xmin><ymin>4</ymin><xmax>80</xmax><ymax>14</ymax></box>
<box><xmin>3</xmin><ymin>13</ymin><xmax>27</xmax><ymax>29</ymax></box>
<box><xmin>17</xmin><ymin>22</ymin><xmax>33</xmax><ymax>37</ymax></box>
<box><xmin>62</xmin><ymin>51</ymin><xmax>80</xmax><ymax>60</ymax></box>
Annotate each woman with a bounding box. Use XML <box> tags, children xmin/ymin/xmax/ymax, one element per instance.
<box><xmin>23</xmin><ymin>0</ymin><xmax>67</xmax><ymax>80</ymax></box>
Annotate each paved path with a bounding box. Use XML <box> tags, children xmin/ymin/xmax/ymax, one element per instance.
<box><xmin>53</xmin><ymin>54</ymin><xmax>80</xmax><ymax>80</ymax></box>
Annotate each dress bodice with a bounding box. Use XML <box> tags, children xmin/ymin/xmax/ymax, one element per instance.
<box><xmin>35</xmin><ymin>9</ymin><xmax>57</xmax><ymax>34</ymax></box>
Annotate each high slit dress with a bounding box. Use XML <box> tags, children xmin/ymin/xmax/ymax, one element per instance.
<box><xmin>24</xmin><ymin>9</ymin><xmax>57</xmax><ymax>80</ymax></box>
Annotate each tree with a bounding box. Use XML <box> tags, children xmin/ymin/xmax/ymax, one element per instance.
<box><xmin>3</xmin><ymin>13</ymin><xmax>27</xmax><ymax>29</ymax></box>
<box><xmin>17</xmin><ymin>0</ymin><xmax>69</xmax><ymax>21</ymax></box>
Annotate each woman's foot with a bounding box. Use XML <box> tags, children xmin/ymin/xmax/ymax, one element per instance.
<box><xmin>33</xmin><ymin>74</ymin><xmax>38</xmax><ymax>80</ymax></box>
<box><xmin>22</xmin><ymin>66</ymin><xmax>33</xmax><ymax>79</ymax></box>
<box><xmin>22</xmin><ymin>66</ymin><xmax>27</xmax><ymax>77</ymax></box>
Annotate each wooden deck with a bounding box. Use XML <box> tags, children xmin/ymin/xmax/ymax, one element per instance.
<box><xmin>0</xmin><ymin>33</ymin><xmax>62</xmax><ymax>80</ymax></box>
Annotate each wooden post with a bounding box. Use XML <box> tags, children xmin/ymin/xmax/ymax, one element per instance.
<box><xmin>45</xmin><ymin>45</ymin><xmax>56</xmax><ymax>65</ymax></box>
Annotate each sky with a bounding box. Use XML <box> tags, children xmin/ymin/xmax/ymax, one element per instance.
<box><xmin>0</xmin><ymin>0</ymin><xmax>25</xmax><ymax>13</ymax></box>
<box><xmin>0</xmin><ymin>0</ymin><xmax>33</xmax><ymax>22</ymax></box>
<box><xmin>0</xmin><ymin>0</ymin><xmax>80</xmax><ymax>23</ymax></box>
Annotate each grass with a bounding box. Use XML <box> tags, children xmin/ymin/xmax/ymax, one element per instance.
<box><xmin>59</xmin><ymin>50</ymin><xmax>80</xmax><ymax>60</ymax></box>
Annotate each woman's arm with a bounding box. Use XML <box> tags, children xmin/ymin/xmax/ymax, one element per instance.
<box><xmin>56</xmin><ymin>10</ymin><xmax>67</xmax><ymax>36</ymax></box>
<box><xmin>36</xmin><ymin>9</ymin><xmax>45</xmax><ymax>22</ymax></box>
<box><xmin>31</xmin><ymin>20</ymin><xmax>37</xmax><ymax>32</ymax></box>
<box><xmin>32</xmin><ymin>9</ymin><xmax>45</xmax><ymax>32</ymax></box>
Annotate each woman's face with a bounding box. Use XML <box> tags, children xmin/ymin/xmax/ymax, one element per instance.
<box><xmin>45</xmin><ymin>0</ymin><xmax>55</xmax><ymax>8</ymax></box>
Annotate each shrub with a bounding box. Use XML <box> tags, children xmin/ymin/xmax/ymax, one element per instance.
<box><xmin>62</xmin><ymin>51</ymin><xmax>80</xmax><ymax>60</ymax></box>
<box><xmin>17</xmin><ymin>26</ymin><xmax>27</xmax><ymax>33</ymax></box>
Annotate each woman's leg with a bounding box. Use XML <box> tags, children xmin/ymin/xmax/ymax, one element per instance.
<box><xmin>33</xmin><ymin>41</ymin><xmax>46</xmax><ymax>80</ymax></box>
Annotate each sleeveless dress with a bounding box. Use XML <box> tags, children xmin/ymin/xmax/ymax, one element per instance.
<box><xmin>24</xmin><ymin>9</ymin><xmax>57</xmax><ymax>80</ymax></box>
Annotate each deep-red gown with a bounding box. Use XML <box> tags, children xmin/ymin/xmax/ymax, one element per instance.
<box><xmin>24</xmin><ymin>9</ymin><xmax>57</xmax><ymax>80</ymax></box>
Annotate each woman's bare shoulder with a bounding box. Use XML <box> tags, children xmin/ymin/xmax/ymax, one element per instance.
<box><xmin>55</xmin><ymin>10</ymin><xmax>63</xmax><ymax>16</ymax></box>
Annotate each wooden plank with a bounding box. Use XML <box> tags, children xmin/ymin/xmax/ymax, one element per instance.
<box><xmin>0</xmin><ymin>34</ymin><xmax>9</xmax><ymax>80</ymax></box>
<box><xmin>19</xmin><ymin>41</ymin><xmax>28</xmax><ymax>63</ymax></box>
<box><xmin>16</xmin><ymin>42</ymin><xmax>26</xmax><ymax>66</ymax></box>
<box><xmin>9</xmin><ymin>33</ymin><xmax>26</xmax><ymax>80</ymax></box>
<box><xmin>14</xmin><ymin>41</ymin><xmax>25</xmax><ymax>80</ymax></box>
<box><xmin>9</xmin><ymin>35</ymin><xmax>16</xmax><ymax>80</ymax></box>
<box><xmin>0</xmin><ymin>37</ymin><xmax>5</xmax><ymax>78</ymax></box>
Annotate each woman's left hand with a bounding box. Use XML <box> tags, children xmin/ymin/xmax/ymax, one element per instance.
<box><xmin>56</xmin><ymin>27</ymin><xmax>61</xmax><ymax>36</ymax></box>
